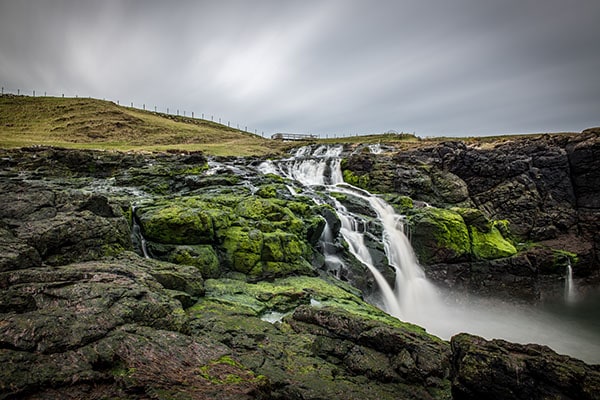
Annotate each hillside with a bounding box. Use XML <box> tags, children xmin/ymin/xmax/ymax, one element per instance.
<box><xmin>3</xmin><ymin>94</ymin><xmax>585</xmax><ymax>157</ymax></box>
<box><xmin>0</xmin><ymin>95</ymin><xmax>294</xmax><ymax>156</ymax></box>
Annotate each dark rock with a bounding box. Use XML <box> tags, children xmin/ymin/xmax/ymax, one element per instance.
<box><xmin>450</xmin><ymin>332</ymin><xmax>600</xmax><ymax>400</ymax></box>
<box><xmin>290</xmin><ymin>305</ymin><xmax>451</xmax><ymax>389</ymax></box>
<box><xmin>0</xmin><ymin>226</ymin><xmax>42</xmax><ymax>272</ymax></box>
<box><xmin>0</xmin><ymin>181</ymin><xmax>132</xmax><ymax>266</ymax></box>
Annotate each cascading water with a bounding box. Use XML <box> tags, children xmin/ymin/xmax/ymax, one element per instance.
<box><xmin>332</xmin><ymin>196</ymin><xmax>402</xmax><ymax>317</ymax></box>
<box><xmin>258</xmin><ymin>144</ymin><xmax>600</xmax><ymax>363</ymax></box>
<box><xmin>259</xmin><ymin>144</ymin><xmax>441</xmax><ymax>323</ymax></box>
<box><xmin>565</xmin><ymin>260</ymin><xmax>576</xmax><ymax>304</ymax></box>
<box><xmin>130</xmin><ymin>205</ymin><xmax>150</xmax><ymax>259</ymax></box>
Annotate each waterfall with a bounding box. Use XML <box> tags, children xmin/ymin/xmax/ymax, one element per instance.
<box><xmin>257</xmin><ymin>145</ymin><xmax>600</xmax><ymax>363</ymax></box>
<box><xmin>259</xmin><ymin>144</ymin><xmax>438</xmax><ymax>323</ymax></box>
<box><xmin>565</xmin><ymin>260</ymin><xmax>577</xmax><ymax>304</ymax></box>
<box><xmin>332</xmin><ymin>197</ymin><xmax>402</xmax><ymax>316</ymax></box>
<box><xmin>130</xmin><ymin>205</ymin><xmax>151</xmax><ymax>259</ymax></box>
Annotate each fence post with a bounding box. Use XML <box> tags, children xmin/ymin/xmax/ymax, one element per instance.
<box><xmin>17</xmin><ymin>89</ymin><xmax>20</xmax><ymax>95</ymax></box>
<box><xmin>33</xmin><ymin>90</ymin><xmax>35</xmax><ymax>97</ymax></box>
<box><xmin>1</xmin><ymin>87</ymin><xmax>3</xmax><ymax>95</ymax></box>
<box><xmin>167</xmin><ymin>108</ymin><xmax>169</xmax><ymax>114</ymax></box>
<box><xmin>155</xmin><ymin>106</ymin><xmax>157</xmax><ymax>112</ymax></box>
<box><xmin>192</xmin><ymin>112</ymin><xmax>194</xmax><ymax>118</ymax></box>
<box><xmin>143</xmin><ymin>104</ymin><xmax>145</xmax><ymax>110</ymax></box>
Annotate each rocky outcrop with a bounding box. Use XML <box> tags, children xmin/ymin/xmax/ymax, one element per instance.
<box><xmin>1</xmin><ymin>142</ymin><xmax>599</xmax><ymax>399</ymax></box>
<box><xmin>134</xmin><ymin>192</ymin><xmax>326</xmax><ymax>281</ymax></box>
<box><xmin>450</xmin><ymin>333</ymin><xmax>600</xmax><ymax>400</ymax></box>
<box><xmin>341</xmin><ymin>132</ymin><xmax>600</xmax><ymax>300</ymax></box>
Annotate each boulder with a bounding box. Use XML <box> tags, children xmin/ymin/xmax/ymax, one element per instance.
<box><xmin>0</xmin><ymin>181</ymin><xmax>131</xmax><ymax>266</ymax></box>
<box><xmin>408</xmin><ymin>207</ymin><xmax>471</xmax><ymax>264</ymax></box>
<box><xmin>135</xmin><ymin>193</ymin><xmax>325</xmax><ymax>280</ymax></box>
<box><xmin>450</xmin><ymin>333</ymin><xmax>600</xmax><ymax>400</ymax></box>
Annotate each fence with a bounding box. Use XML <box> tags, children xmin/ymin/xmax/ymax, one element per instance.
<box><xmin>0</xmin><ymin>85</ymin><xmax>267</xmax><ymax>138</ymax></box>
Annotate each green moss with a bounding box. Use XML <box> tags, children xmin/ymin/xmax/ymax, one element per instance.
<box><xmin>261</xmin><ymin>231</ymin><xmax>284</xmax><ymax>261</ymax></box>
<box><xmin>196</xmin><ymin>276</ymin><xmax>431</xmax><ymax>336</ymax></box>
<box><xmin>552</xmin><ymin>249</ymin><xmax>579</xmax><ymax>268</ymax></box>
<box><xmin>198</xmin><ymin>355</ymin><xmax>266</xmax><ymax>385</ymax></box>
<box><xmin>179</xmin><ymin>164</ymin><xmax>209</xmax><ymax>175</ymax></box>
<box><xmin>452</xmin><ymin>207</ymin><xmax>491</xmax><ymax>232</ymax></box>
<box><xmin>408</xmin><ymin>207</ymin><xmax>470</xmax><ymax>264</ymax></box>
<box><xmin>493</xmin><ymin>219</ymin><xmax>512</xmax><ymax>239</ymax></box>
<box><xmin>170</xmin><ymin>244</ymin><xmax>220</xmax><ymax>278</ymax></box>
<box><xmin>342</xmin><ymin>169</ymin><xmax>370</xmax><ymax>188</ymax></box>
<box><xmin>383</xmin><ymin>194</ymin><xmax>414</xmax><ymax>214</ymax></box>
<box><xmin>329</xmin><ymin>192</ymin><xmax>347</xmax><ymax>202</ymax></box>
<box><xmin>139</xmin><ymin>204</ymin><xmax>215</xmax><ymax>244</ymax></box>
<box><xmin>102</xmin><ymin>244</ymin><xmax>127</xmax><ymax>257</ymax></box>
<box><xmin>256</xmin><ymin>184</ymin><xmax>278</xmax><ymax>198</ymax></box>
<box><xmin>222</xmin><ymin>227</ymin><xmax>263</xmax><ymax>274</ymax></box>
<box><xmin>470</xmin><ymin>225</ymin><xmax>517</xmax><ymax>260</ymax></box>
<box><xmin>136</xmin><ymin>192</ymin><xmax>326</xmax><ymax>279</ymax></box>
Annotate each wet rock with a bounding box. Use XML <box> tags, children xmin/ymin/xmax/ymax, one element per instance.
<box><xmin>135</xmin><ymin>193</ymin><xmax>325</xmax><ymax>280</ymax></box>
<box><xmin>0</xmin><ymin>181</ymin><xmax>131</xmax><ymax>266</ymax></box>
<box><xmin>450</xmin><ymin>332</ymin><xmax>600</xmax><ymax>400</ymax></box>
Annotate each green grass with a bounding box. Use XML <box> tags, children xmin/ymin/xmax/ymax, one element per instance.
<box><xmin>0</xmin><ymin>95</ymin><xmax>580</xmax><ymax>156</ymax></box>
<box><xmin>0</xmin><ymin>95</ymin><xmax>293</xmax><ymax>156</ymax></box>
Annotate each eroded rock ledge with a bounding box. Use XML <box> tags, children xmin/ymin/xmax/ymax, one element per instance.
<box><xmin>1</xmin><ymin>139</ymin><xmax>599</xmax><ymax>399</ymax></box>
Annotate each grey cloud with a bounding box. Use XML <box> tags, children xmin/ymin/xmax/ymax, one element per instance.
<box><xmin>1</xmin><ymin>0</ymin><xmax>599</xmax><ymax>137</ymax></box>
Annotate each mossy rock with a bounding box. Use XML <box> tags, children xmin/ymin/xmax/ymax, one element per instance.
<box><xmin>170</xmin><ymin>244</ymin><xmax>221</xmax><ymax>278</ymax></box>
<box><xmin>235</xmin><ymin>197</ymin><xmax>304</xmax><ymax>234</ymax></box>
<box><xmin>144</xmin><ymin>242</ymin><xmax>220</xmax><ymax>278</ymax></box>
<box><xmin>194</xmin><ymin>275</ymin><xmax>405</xmax><ymax>323</ymax></box>
<box><xmin>408</xmin><ymin>207</ymin><xmax>470</xmax><ymax>265</ymax></box>
<box><xmin>470</xmin><ymin>225</ymin><xmax>517</xmax><ymax>260</ymax></box>
<box><xmin>137</xmin><ymin>203</ymin><xmax>216</xmax><ymax>245</ymax></box>
<box><xmin>220</xmin><ymin>227</ymin><xmax>314</xmax><ymax>279</ymax></box>
<box><xmin>452</xmin><ymin>207</ymin><xmax>491</xmax><ymax>232</ymax></box>
<box><xmin>343</xmin><ymin>169</ymin><xmax>370</xmax><ymax>188</ymax></box>
<box><xmin>256</xmin><ymin>184</ymin><xmax>290</xmax><ymax>199</ymax></box>
<box><xmin>383</xmin><ymin>194</ymin><xmax>414</xmax><ymax>214</ymax></box>
<box><xmin>135</xmin><ymin>193</ymin><xmax>325</xmax><ymax>280</ymax></box>
<box><xmin>221</xmin><ymin>227</ymin><xmax>264</xmax><ymax>274</ymax></box>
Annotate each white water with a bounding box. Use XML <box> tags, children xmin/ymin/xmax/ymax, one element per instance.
<box><xmin>565</xmin><ymin>260</ymin><xmax>577</xmax><ymax>304</ymax></box>
<box><xmin>259</xmin><ymin>145</ymin><xmax>600</xmax><ymax>363</ymax></box>
<box><xmin>131</xmin><ymin>205</ymin><xmax>151</xmax><ymax>259</ymax></box>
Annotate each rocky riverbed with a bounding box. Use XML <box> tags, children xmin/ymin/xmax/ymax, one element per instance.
<box><xmin>1</xmin><ymin>134</ymin><xmax>599</xmax><ymax>399</ymax></box>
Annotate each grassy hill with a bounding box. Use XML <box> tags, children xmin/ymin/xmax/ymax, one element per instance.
<box><xmin>0</xmin><ymin>95</ymin><xmax>293</xmax><ymax>156</ymax></box>
<box><xmin>0</xmin><ymin>95</ymin><xmax>582</xmax><ymax>156</ymax></box>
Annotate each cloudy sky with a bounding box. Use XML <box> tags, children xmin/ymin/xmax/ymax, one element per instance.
<box><xmin>1</xmin><ymin>0</ymin><xmax>599</xmax><ymax>137</ymax></box>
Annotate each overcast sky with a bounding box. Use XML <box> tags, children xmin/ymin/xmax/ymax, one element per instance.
<box><xmin>1</xmin><ymin>0</ymin><xmax>599</xmax><ymax>137</ymax></box>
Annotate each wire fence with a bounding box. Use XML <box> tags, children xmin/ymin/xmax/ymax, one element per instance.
<box><xmin>0</xmin><ymin>84</ymin><xmax>267</xmax><ymax>138</ymax></box>
<box><xmin>1</xmin><ymin>84</ymin><xmax>410</xmax><ymax>140</ymax></box>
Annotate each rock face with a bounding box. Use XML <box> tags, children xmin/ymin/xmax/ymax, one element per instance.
<box><xmin>1</xmin><ymin>140</ymin><xmax>599</xmax><ymax>399</ymax></box>
<box><xmin>450</xmin><ymin>333</ymin><xmax>600</xmax><ymax>400</ymax></box>
<box><xmin>342</xmin><ymin>133</ymin><xmax>600</xmax><ymax>300</ymax></box>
